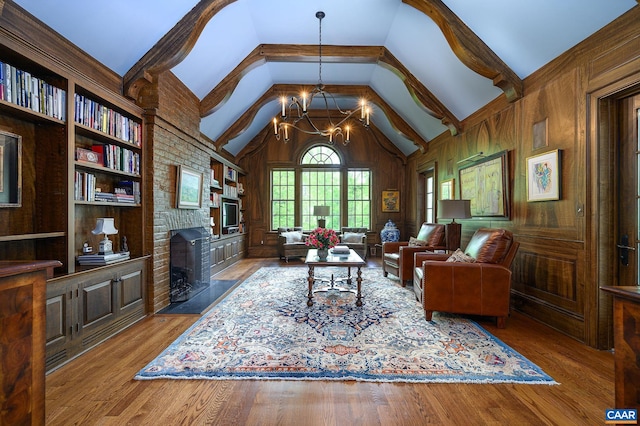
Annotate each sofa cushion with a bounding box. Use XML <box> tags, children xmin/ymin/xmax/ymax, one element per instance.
<box><xmin>446</xmin><ymin>248</ymin><xmax>476</xmax><ymax>263</ymax></box>
<box><xmin>342</xmin><ymin>232</ymin><xmax>364</xmax><ymax>243</ymax></box>
<box><xmin>408</xmin><ymin>237</ymin><xmax>428</xmax><ymax>247</ymax></box>
<box><xmin>465</xmin><ymin>228</ymin><xmax>513</xmax><ymax>263</ymax></box>
<box><xmin>281</xmin><ymin>231</ymin><xmax>303</xmax><ymax>243</ymax></box>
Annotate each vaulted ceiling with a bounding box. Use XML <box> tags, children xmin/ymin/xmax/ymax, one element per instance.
<box><xmin>13</xmin><ymin>0</ymin><xmax>637</xmax><ymax>157</ymax></box>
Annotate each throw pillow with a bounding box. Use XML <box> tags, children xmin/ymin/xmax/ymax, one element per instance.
<box><xmin>342</xmin><ymin>232</ymin><xmax>364</xmax><ymax>243</ymax></box>
<box><xmin>446</xmin><ymin>248</ymin><xmax>476</xmax><ymax>263</ymax></box>
<box><xmin>408</xmin><ymin>236</ymin><xmax>428</xmax><ymax>247</ymax></box>
<box><xmin>281</xmin><ymin>231</ymin><xmax>303</xmax><ymax>243</ymax></box>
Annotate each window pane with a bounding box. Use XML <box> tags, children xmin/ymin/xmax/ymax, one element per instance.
<box><xmin>271</xmin><ymin>169</ymin><xmax>295</xmax><ymax>230</ymax></box>
<box><xmin>347</xmin><ymin>170</ymin><xmax>371</xmax><ymax>229</ymax></box>
<box><xmin>302</xmin><ymin>168</ymin><xmax>341</xmax><ymax>229</ymax></box>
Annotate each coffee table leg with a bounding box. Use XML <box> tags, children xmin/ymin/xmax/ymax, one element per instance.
<box><xmin>356</xmin><ymin>266</ymin><xmax>363</xmax><ymax>306</ymax></box>
<box><xmin>307</xmin><ymin>265</ymin><xmax>314</xmax><ymax>306</ymax></box>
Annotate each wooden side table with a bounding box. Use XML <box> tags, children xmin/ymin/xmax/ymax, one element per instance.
<box><xmin>600</xmin><ymin>286</ymin><xmax>640</xmax><ymax>409</ymax></box>
<box><xmin>0</xmin><ymin>260</ymin><xmax>61</xmax><ymax>425</ymax></box>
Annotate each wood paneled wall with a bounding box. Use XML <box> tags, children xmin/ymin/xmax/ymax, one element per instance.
<box><xmin>407</xmin><ymin>6</ymin><xmax>640</xmax><ymax>348</ymax></box>
<box><xmin>236</xmin><ymin>124</ymin><xmax>408</xmax><ymax>258</ymax></box>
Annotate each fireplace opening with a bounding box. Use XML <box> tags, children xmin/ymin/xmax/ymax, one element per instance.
<box><xmin>170</xmin><ymin>227</ymin><xmax>211</xmax><ymax>303</ymax></box>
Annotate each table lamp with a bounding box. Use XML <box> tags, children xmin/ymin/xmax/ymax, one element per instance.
<box><xmin>313</xmin><ymin>206</ymin><xmax>330</xmax><ymax>228</ymax></box>
<box><xmin>92</xmin><ymin>218</ymin><xmax>118</xmax><ymax>255</ymax></box>
<box><xmin>438</xmin><ymin>200</ymin><xmax>471</xmax><ymax>250</ymax></box>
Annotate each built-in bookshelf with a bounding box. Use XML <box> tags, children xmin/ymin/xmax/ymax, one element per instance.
<box><xmin>209</xmin><ymin>158</ymin><xmax>245</xmax><ymax>238</ymax></box>
<box><xmin>0</xmin><ymin>43</ymin><xmax>145</xmax><ymax>276</ymax></box>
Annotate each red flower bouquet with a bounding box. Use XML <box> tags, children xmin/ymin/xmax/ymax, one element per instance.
<box><xmin>305</xmin><ymin>227</ymin><xmax>339</xmax><ymax>250</ymax></box>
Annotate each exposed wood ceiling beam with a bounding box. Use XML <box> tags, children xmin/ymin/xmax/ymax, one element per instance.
<box><xmin>123</xmin><ymin>0</ymin><xmax>237</xmax><ymax>100</ymax></box>
<box><xmin>214</xmin><ymin>84</ymin><xmax>429</xmax><ymax>153</ymax></box>
<box><xmin>234</xmin><ymin>115</ymin><xmax>408</xmax><ymax>165</ymax></box>
<box><xmin>403</xmin><ymin>0</ymin><xmax>523</xmax><ymax>101</ymax></box>
<box><xmin>200</xmin><ymin>44</ymin><xmax>461</xmax><ymax>135</ymax></box>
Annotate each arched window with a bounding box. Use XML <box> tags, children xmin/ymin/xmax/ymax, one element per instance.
<box><xmin>271</xmin><ymin>145</ymin><xmax>370</xmax><ymax>231</ymax></box>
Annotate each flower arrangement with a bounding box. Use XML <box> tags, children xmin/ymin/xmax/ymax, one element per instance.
<box><xmin>305</xmin><ymin>227</ymin><xmax>339</xmax><ymax>250</ymax></box>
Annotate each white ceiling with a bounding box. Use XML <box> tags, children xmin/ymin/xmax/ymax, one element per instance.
<box><xmin>13</xmin><ymin>0</ymin><xmax>637</xmax><ymax>156</ymax></box>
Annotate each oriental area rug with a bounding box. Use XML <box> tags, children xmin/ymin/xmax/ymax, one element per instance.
<box><xmin>135</xmin><ymin>266</ymin><xmax>556</xmax><ymax>384</ymax></box>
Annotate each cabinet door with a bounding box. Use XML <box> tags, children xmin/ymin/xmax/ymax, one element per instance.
<box><xmin>45</xmin><ymin>280</ymin><xmax>75</xmax><ymax>369</ymax></box>
<box><xmin>81</xmin><ymin>277</ymin><xmax>115</xmax><ymax>333</ymax></box>
<box><xmin>116</xmin><ymin>268</ymin><xmax>144</xmax><ymax>317</ymax></box>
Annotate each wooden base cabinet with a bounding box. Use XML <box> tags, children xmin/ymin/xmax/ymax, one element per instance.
<box><xmin>601</xmin><ymin>286</ymin><xmax>640</xmax><ymax>409</ymax></box>
<box><xmin>210</xmin><ymin>234</ymin><xmax>245</xmax><ymax>276</ymax></box>
<box><xmin>0</xmin><ymin>260</ymin><xmax>61</xmax><ymax>426</ymax></box>
<box><xmin>45</xmin><ymin>257</ymin><xmax>148</xmax><ymax>372</ymax></box>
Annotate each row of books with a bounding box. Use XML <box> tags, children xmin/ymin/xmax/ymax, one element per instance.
<box><xmin>0</xmin><ymin>61</ymin><xmax>66</xmax><ymax>120</ymax></box>
<box><xmin>80</xmin><ymin>144</ymin><xmax>141</xmax><ymax>176</ymax></box>
<box><xmin>78</xmin><ymin>251</ymin><xmax>130</xmax><ymax>266</ymax></box>
<box><xmin>223</xmin><ymin>184</ymin><xmax>238</xmax><ymax>198</ymax></box>
<box><xmin>74</xmin><ymin>171</ymin><xmax>140</xmax><ymax>203</ymax></box>
<box><xmin>74</xmin><ymin>93</ymin><xmax>142</xmax><ymax>146</ymax></box>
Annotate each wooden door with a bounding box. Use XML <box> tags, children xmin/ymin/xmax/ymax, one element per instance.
<box><xmin>617</xmin><ymin>94</ymin><xmax>640</xmax><ymax>286</ymax></box>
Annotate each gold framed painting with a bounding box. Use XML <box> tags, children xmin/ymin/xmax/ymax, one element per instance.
<box><xmin>176</xmin><ymin>165</ymin><xmax>203</xmax><ymax>209</ymax></box>
<box><xmin>382</xmin><ymin>190</ymin><xmax>399</xmax><ymax>212</ymax></box>
<box><xmin>526</xmin><ymin>149</ymin><xmax>561</xmax><ymax>202</ymax></box>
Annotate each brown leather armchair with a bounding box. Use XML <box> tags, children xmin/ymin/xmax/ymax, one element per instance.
<box><xmin>413</xmin><ymin>228</ymin><xmax>519</xmax><ymax>328</ymax></box>
<box><xmin>382</xmin><ymin>223</ymin><xmax>446</xmax><ymax>286</ymax></box>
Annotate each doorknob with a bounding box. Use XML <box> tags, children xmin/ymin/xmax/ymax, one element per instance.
<box><xmin>616</xmin><ymin>244</ymin><xmax>636</xmax><ymax>250</ymax></box>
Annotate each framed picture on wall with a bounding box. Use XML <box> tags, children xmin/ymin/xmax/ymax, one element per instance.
<box><xmin>0</xmin><ymin>130</ymin><xmax>22</xmax><ymax>208</ymax></box>
<box><xmin>440</xmin><ymin>178</ymin><xmax>454</xmax><ymax>200</ymax></box>
<box><xmin>176</xmin><ymin>165</ymin><xmax>203</xmax><ymax>209</ymax></box>
<box><xmin>382</xmin><ymin>190</ymin><xmax>399</xmax><ymax>212</ymax></box>
<box><xmin>458</xmin><ymin>151</ymin><xmax>509</xmax><ymax>217</ymax></box>
<box><xmin>526</xmin><ymin>149</ymin><xmax>561</xmax><ymax>202</ymax></box>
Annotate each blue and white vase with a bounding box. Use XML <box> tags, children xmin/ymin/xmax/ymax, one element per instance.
<box><xmin>380</xmin><ymin>220</ymin><xmax>400</xmax><ymax>243</ymax></box>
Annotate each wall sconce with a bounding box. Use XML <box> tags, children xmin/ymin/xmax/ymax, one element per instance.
<box><xmin>92</xmin><ymin>218</ymin><xmax>118</xmax><ymax>254</ymax></box>
<box><xmin>313</xmin><ymin>206</ymin><xmax>330</xmax><ymax>228</ymax></box>
<box><xmin>438</xmin><ymin>200</ymin><xmax>471</xmax><ymax>250</ymax></box>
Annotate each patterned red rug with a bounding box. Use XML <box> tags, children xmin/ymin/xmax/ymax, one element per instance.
<box><xmin>135</xmin><ymin>266</ymin><xmax>556</xmax><ymax>384</ymax></box>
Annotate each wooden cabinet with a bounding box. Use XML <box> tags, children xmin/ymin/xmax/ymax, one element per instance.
<box><xmin>0</xmin><ymin>260</ymin><xmax>61</xmax><ymax>426</ymax></box>
<box><xmin>45</xmin><ymin>256</ymin><xmax>148</xmax><ymax>372</ymax></box>
<box><xmin>210</xmin><ymin>233</ymin><xmax>245</xmax><ymax>276</ymax></box>
<box><xmin>601</xmin><ymin>286</ymin><xmax>640</xmax><ymax>409</ymax></box>
<box><xmin>0</xmin><ymin>28</ymin><xmax>149</xmax><ymax>369</ymax></box>
<box><xmin>0</xmin><ymin>40</ymin><xmax>145</xmax><ymax>274</ymax></box>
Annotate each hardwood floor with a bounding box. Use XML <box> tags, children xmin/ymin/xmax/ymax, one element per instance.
<box><xmin>45</xmin><ymin>257</ymin><xmax>614</xmax><ymax>425</ymax></box>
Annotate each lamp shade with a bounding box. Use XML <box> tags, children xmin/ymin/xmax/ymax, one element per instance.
<box><xmin>91</xmin><ymin>218</ymin><xmax>118</xmax><ymax>236</ymax></box>
<box><xmin>438</xmin><ymin>200</ymin><xmax>471</xmax><ymax>220</ymax></box>
<box><xmin>313</xmin><ymin>206</ymin><xmax>330</xmax><ymax>217</ymax></box>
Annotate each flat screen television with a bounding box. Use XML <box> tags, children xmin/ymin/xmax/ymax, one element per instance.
<box><xmin>222</xmin><ymin>201</ymin><xmax>239</xmax><ymax>229</ymax></box>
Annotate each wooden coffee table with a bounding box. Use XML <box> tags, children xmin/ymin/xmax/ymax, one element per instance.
<box><xmin>304</xmin><ymin>248</ymin><xmax>366</xmax><ymax>307</ymax></box>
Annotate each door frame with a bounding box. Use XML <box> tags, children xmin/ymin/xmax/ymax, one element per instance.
<box><xmin>589</xmin><ymin>73</ymin><xmax>640</xmax><ymax>349</ymax></box>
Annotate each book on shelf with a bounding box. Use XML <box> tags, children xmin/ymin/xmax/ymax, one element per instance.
<box><xmin>74</xmin><ymin>93</ymin><xmax>141</xmax><ymax>146</ymax></box>
<box><xmin>0</xmin><ymin>60</ymin><xmax>66</xmax><ymax>120</ymax></box>
<box><xmin>78</xmin><ymin>251</ymin><xmax>130</xmax><ymax>266</ymax></box>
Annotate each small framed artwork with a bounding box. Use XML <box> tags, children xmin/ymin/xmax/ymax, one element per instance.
<box><xmin>176</xmin><ymin>165</ymin><xmax>203</xmax><ymax>209</ymax></box>
<box><xmin>382</xmin><ymin>190</ymin><xmax>399</xmax><ymax>212</ymax></box>
<box><xmin>0</xmin><ymin>130</ymin><xmax>22</xmax><ymax>207</ymax></box>
<box><xmin>440</xmin><ymin>178</ymin><xmax>454</xmax><ymax>200</ymax></box>
<box><xmin>526</xmin><ymin>149</ymin><xmax>561</xmax><ymax>202</ymax></box>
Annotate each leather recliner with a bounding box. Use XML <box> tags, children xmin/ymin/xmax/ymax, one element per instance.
<box><xmin>413</xmin><ymin>228</ymin><xmax>520</xmax><ymax>328</ymax></box>
<box><xmin>382</xmin><ymin>223</ymin><xmax>446</xmax><ymax>286</ymax></box>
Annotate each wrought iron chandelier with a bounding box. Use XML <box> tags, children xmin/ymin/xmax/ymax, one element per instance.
<box><xmin>273</xmin><ymin>11</ymin><xmax>370</xmax><ymax>145</ymax></box>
